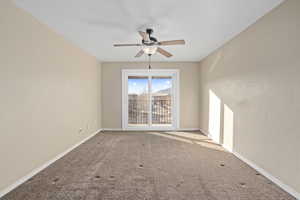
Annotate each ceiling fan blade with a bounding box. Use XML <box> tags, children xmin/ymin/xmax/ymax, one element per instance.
<box><xmin>158</xmin><ymin>40</ymin><xmax>185</xmax><ymax>46</ymax></box>
<box><xmin>113</xmin><ymin>44</ymin><xmax>142</xmax><ymax>47</ymax></box>
<box><xmin>138</xmin><ymin>31</ymin><xmax>148</xmax><ymax>41</ymax></box>
<box><xmin>157</xmin><ymin>47</ymin><xmax>173</xmax><ymax>58</ymax></box>
<box><xmin>135</xmin><ymin>50</ymin><xmax>144</xmax><ymax>58</ymax></box>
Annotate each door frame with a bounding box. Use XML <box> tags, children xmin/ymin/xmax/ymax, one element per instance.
<box><xmin>122</xmin><ymin>69</ymin><xmax>180</xmax><ymax>130</ymax></box>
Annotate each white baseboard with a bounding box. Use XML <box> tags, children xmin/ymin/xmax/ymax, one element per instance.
<box><xmin>0</xmin><ymin>129</ymin><xmax>102</xmax><ymax>198</ymax></box>
<box><xmin>233</xmin><ymin>151</ymin><xmax>300</xmax><ymax>199</ymax></box>
<box><xmin>102</xmin><ymin>128</ymin><xmax>200</xmax><ymax>132</ymax></box>
<box><xmin>221</xmin><ymin>144</ymin><xmax>233</xmax><ymax>153</ymax></box>
<box><xmin>102</xmin><ymin>128</ymin><xmax>123</xmax><ymax>131</ymax></box>
<box><xmin>177</xmin><ymin>128</ymin><xmax>200</xmax><ymax>131</ymax></box>
<box><xmin>2</xmin><ymin>128</ymin><xmax>298</xmax><ymax>199</ymax></box>
<box><xmin>199</xmin><ymin>128</ymin><xmax>210</xmax><ymax>136</ymax></box>
<box><xmin>201</xmin><ymin>128</ymin><xmax>299</xmax><ymax>199</ymax></box>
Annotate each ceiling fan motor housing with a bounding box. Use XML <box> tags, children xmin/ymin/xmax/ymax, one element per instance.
<box><xmin>143</xmin><ymin>28</ymin><xmax>157</xmax><ymax>44</ymax></box>
<box><xmin>146</xmin><ymin>28</ymin><xmax>153</xmax><ymax>35</ymax></box>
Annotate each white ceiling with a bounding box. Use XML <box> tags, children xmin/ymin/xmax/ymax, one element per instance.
<box><xmin>14</xmin><ymin>0</ymin><xmax>283</xmax><ymax>62</ymax></box>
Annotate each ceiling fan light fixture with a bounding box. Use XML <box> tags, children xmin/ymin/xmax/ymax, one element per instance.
<box><xmin>113</xmin><ymin>28</ymin><xmax>185</xmax><ymax>58</ymax></box>
<box><xmin>143</xmin><ymin>46</ymin><xmax>157</xmax><ymax>55</ymax></box>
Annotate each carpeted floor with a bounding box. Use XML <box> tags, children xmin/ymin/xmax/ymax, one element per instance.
<box><xmin>2</xmin><ymin>131</ymin><xmax>296</xmax><ymax>200</ymax></box>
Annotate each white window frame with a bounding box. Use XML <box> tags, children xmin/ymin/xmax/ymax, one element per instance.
<box><xmin>122</xmin><ymin>69</ymin><xmax>180</xmax><ymax>131</ymax></box>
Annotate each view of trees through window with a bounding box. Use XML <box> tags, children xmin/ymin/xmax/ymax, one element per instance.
<box><xmin>128</xmin><ymin>76</ymin><xmax>172</xmax><ymax>126</ymax></box>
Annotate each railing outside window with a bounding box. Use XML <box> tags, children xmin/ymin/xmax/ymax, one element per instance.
<box><xmin>128</xmin><ymin>95</ymin><xmax>171</xmax><ymax>125</ymax></box>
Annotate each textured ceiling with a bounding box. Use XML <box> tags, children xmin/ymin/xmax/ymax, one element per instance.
<box><xmin>14</xmin><ymin>0</ymin><xmax>283</xmax><ymax>62</ymax></box>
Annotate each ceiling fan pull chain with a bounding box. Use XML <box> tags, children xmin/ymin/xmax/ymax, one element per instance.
<box><xmin>148</xmin><ymin>55</ymin><xmax>152</xmax><ymax>70</ymax></box>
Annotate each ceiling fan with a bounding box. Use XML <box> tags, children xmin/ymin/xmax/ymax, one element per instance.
<box><xmin>113</xmin><ymin>28</ymin><xmax>185</xmax><ymax>58</ymax></box>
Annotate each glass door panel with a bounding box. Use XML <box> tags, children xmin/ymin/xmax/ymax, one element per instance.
<box><xmin>151</xmin><ymin>76</ymin><xmax>172</xmax><ymax>126</ymax></box>
<box><xmin>123</xmin><ymin>70</ymin><xmax>178</xmax><ymax>130</ymax></box>
<box><xmin>128</xmin><ymin>76</ymin><xmax>149</xmax><ymax>127</ymax></box>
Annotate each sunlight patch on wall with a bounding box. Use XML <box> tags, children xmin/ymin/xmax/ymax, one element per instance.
<box><xmin>223</xmin><ymin>104</ymin><xmax>234</xmax><ymax>152</ymax></box>
<box><xmin>209</xmin><ymin>90</ymin><xmax>221</xmax><ymax>143</ymax></box>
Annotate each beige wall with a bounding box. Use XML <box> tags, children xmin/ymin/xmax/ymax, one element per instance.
<box><xmin>101</xmin><ymin>62</ymin><xmax>200</xmax><ymax>129</ymax></box>
<box><xmin>199</xmin><ymin>0</ymin><xmax>300</xmax><ymax>195</ymax></box>
<box><xmin>0</xmin><ymin>0</ymin><xmax>101</xmax><ymax>192</ymax></box>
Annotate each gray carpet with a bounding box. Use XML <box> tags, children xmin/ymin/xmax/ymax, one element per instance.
<box><xmin>2</xmin><ymin>131</ymin><xmax>296</xmax><ymax>200</ymax></box>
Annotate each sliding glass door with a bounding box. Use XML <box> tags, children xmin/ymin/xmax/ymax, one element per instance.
<box><xmin>122</xmin><ymin>69</ymin><xmax>179</xmax><ymax>130</ymax></box>
<box><xmin>151</xmin><ymin>76</ymin><xmax>172</xmax><ymax>126</ymax></box>
<box><xmin>127</xmin><ymin>76</ymin><xmax>149</xmax><ymax>126</ymax></box>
